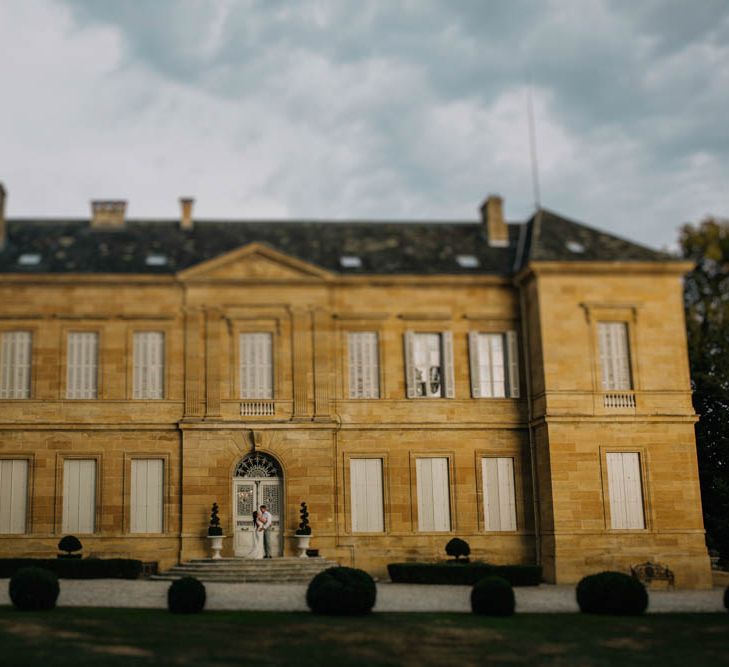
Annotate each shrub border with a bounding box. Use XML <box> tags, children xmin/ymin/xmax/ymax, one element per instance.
<box><xmin>0</xmin><ymin>558</ymin><xmax>143</xmax><ymax>580</ymax></box>
<box><xmin>388</xmin><ymin>562</ymin><xmax>541</xmax><ymax>586</ymax></box>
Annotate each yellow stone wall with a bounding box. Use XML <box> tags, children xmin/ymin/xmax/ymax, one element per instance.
<box><xmin>0</xmin><ymin>247</ymin><xmax>711</xmax><ymax>586</ymax></box>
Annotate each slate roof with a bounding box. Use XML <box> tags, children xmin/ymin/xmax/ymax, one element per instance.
<box><xmin>0</xmin><ymin>209</ymin><xmax>672</xmax><ymax>277</ymax></box>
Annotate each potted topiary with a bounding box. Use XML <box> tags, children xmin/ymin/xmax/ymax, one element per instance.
<box><xmin>206</xmin><ymin>502</ymin><xmax>225</xmax><ymax>560</ymax></box>
<box><xmin>294</xmin><ymin>502</ymin><xmax>312</xmax><ymax>558</ymax></box>
<box><xmin>57</xmin><ymin>535</ymin><xmax>83</xmax><ymax>559</ymax></box>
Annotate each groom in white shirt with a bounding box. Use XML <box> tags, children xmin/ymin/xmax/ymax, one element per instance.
<box><xmin>259</xmin><ymin>504</ymin><xmax>273</xmax><ymax>558</ymax></box>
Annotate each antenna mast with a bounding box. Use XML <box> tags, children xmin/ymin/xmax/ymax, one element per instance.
<box><xmin>526</xmin><ymin>82</ymin><xmax>542</xmax><ymax>210</ymax></box>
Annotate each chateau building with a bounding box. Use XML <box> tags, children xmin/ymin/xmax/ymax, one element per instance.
<box><xmin>0</xmin><ymin>184</ymin><xmax>711</xmax><ymax>587</ymax></box>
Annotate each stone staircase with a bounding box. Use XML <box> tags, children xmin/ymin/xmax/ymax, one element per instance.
<box><xmin>151</xmin><ymin>557</ymin><xmax>339</xmax><ymax>583</ymax></box>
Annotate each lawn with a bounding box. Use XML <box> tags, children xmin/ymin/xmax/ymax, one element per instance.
<box><xmin>0</xmin><ymin>608</ymin><xmax>727</xmax><ymax>666</ymax></box>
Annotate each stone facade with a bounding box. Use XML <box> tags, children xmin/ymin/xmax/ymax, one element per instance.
<box><xmin>0</xmin><ymin>202</ymin><xmax>712</xmax><ymax>588</ymax></box>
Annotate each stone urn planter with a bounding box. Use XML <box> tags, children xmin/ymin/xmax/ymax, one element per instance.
<box><xmin>295</xmin><ymin>501</ymin><xmax>312</xmax><ymax>558</ymax></box>
<box><xmin>294</xmin><ymin>533</ymin><xmax>312</xmax><ymax>558</ymax></box>
<box><xmin>207</xmin><ymin>501</ymin><xmax>225</xmax><ymax>560</ymax></box>
<box><xmin>207</xmin><ymin>534</ymin><xmax>225</xmax><ymax>560</ymax></box>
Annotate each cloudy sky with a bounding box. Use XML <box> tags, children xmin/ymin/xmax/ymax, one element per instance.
<box><xmin>0</xmin><ymin>1</ymin><xmax>727</xmax><ymax>249</ymax></box>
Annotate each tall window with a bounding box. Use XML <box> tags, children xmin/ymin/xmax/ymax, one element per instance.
<box><xmin>416</xmin><ymin>457</ymin><xmax>451</xmax><ymax>531</ymax></box>
<box><xmin>606</xmin><ymin>452</ymin><xmax>645</xmax><ymax>529</ymax></box>
<box><xmin>239</xmin><ymin>333</ymin><xmax>273</xmax><ymax>399</ymax></box>
<box><xmin>348</xmin><ymin>332</ymin><xmax>380</xmax><ymax>399</ymax></box>
<box><xmin>62</xmin><ymin>459</ymin><xmax>96</xmax><ymax>534</ymax></box>
<box><xmin>130</xmin><ymin>459</ymin><xmax>164</xmax><ymax>533</ymax></box>
<box><xmin>0</xmin><ymin>331</ymin><xmax>32</xmax><ymax>399</ymax></box>
<box><xmin>66</xmin><ymin>332</ymin><xmax>98</xmax><ymax>399</ymax></box>
<box><xmin>598</xmin><ymin>322</ymin><xmax>632</xmax><ymax>390</ymax></box>
<box><xmin>349</xmin><ymin>458</ymin><xmax>384</xmax><ymax>532</ymax></box>
<box><xmin>469</xmin><ymin>331</ymin><xmax>520</xmax><ymax>398</ymax></box>
<box><xmin>133</xmin><ymin>332</ymin><xmax>165</xmax><ymax>399</ymax></box>
<box><xmin>405</xmin><ymin>332</ymin><xmax>455</xmax><ymax>398</ymax></box>
<box><xmin>0</xmin><ymin>459</ymin><xmax>28</xmax><ymax>534</ymax></box>
<box><xmin>482</xmin><ymin>457</ymin><xmax>517</xmax><ymax>531</ymax></box>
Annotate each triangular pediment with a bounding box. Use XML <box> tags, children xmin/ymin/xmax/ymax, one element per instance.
<box><xmin>177</xmin><ymin>242</ymin><xmax>332</xmax><ymax>282</ymax></box>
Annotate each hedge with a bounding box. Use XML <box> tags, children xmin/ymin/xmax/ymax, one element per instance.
<box><xmin>387</xmin><ymin>562</ymin><xmax>541</xmax><ymax>586</ymax></box>
<box><xmin>0</xmin><ymin>558</ymin><xmax>143</xmax><ymax>579</ymax></box>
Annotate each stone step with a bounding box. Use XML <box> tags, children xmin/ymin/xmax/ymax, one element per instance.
<box><xmin>151</xmin><ymin>557</ymin><xmax>339</xmax><ymax>583</ymax></box>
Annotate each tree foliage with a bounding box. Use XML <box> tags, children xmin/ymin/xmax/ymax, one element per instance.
<box><xmin>680</xmin><ymin>218</ymin><xmax>729</xmax><ymax>561</ymax></box>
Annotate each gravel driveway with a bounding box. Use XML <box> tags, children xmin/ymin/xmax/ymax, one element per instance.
<box><xmin>0</xmin><ymin>579</ymin><xmax>725</xmax><ymax>613</ymax></box>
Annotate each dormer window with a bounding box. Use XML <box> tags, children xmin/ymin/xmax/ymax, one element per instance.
<box><xmin>17</xmin><ymin>253</ymin><xmax>41</xmax><ymax>266</ymax></box>
<box><xmin>145</xmin><ymin>254</ymin><xmax>167</xmax><ymax>266</ymax></box>
<box><xmin>340</xmin><ymin>256</ymin><xmax>362</xmax><ymax>269</ymax></box>
<box><xmin>456</xmin><ymin>254</ymin><xmax>480</xmax><ymax>268</ymax></box>
<box><xmin>566</xmin><ymin>240</ymin><xmax>586</xmax><ymax>254</ymax></box>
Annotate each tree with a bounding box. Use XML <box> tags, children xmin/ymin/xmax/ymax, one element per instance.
<box><xmin>680</xmin><ymin>218</ymin><xmax>729</xmax><ymax>562</ymax></box>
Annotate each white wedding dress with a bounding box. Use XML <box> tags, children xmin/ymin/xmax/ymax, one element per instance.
<box><xmin>245</xmin><ymin>527</ymin><xmax>265</xmax><ymax>559</ymax></box>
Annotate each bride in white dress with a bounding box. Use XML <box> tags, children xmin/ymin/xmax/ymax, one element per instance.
<box><xmin>245</xmin><ymin>510</ymin><xmax>265</xmax><ymax>559</ymax></box>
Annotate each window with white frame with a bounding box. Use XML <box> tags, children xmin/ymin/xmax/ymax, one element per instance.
<box><xmin>416</xmin><ymin>457</ymin><xmax>451</xmax><ymax>531</ymax></box>
<box><xmin>62</xmin><ymin>459</ymin><xmax>96</xmax><ymax>534</ymax></box>
<box><xmin>66</xmin><ymin>332</ymin><xmax>99</xmax><ymax>399</ymax></box>
<box><xmin>349</xmin><ymin>458</ymin><xmax>384</xmax><ymax>532</ymax></box>
<box><xmin>606</xmin><ymin>452</ymin><xmax>645</xmax><ymax>529</ymax></box>
<box><xmin>405</xmin><ymin>332</ymin><xmax>454</xmax><ymax>398</ymax></box>
<box><xmin>348</xmin><ymin>332</ymin><xmax>380</xmax><ymax>399</ymax></box>
<box><xmin>133</xmin><ymin>332</ymin><xmax>165</xmax><ymax>399</ymax></box>
<box><xmin>469</xmin><ymin>331</ymin><xmax>520</xmax><ymax>398</ymax></box>
<box><xmin>598</xmin><ymin>322</ymin><xmax>632</xmax><ymax>391</ymax></box>
<box><xmin>482</xmin><ymin>457</ymin><xmax>517</xmax><ymax>531</ymax></box>
<box><xmin>130</xmin><ymin>459</ymin><xmax>164</xmax><ymax>533</ymax></box>
<box><xmin>0</xmin><ymin>459</ymin><xmax>28</xmax><ymax>534</ymax></box>
<box><xmin>239</xmin><ymin>333</ymin><xmax>273</xmax><ymax>399</ymax></box>
<box><xmin>0</xmin><ymin>331</ymin><xmax>32</xmax><ymax>399</ymax></box>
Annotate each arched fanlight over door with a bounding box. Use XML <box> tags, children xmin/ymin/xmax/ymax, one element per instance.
<box><xmin>234</xmin><ymin>452</ymin><xmax>282</xmax><ymax>479</ymax></box>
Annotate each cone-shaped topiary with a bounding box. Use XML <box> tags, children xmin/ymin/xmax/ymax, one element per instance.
<box><xmin>296</xmin><ymin>501</ymin><xmax>311</xmax><ymax>535</ymax></box>
<box><xmin>306</xmin><ymin>566</ymin><xmax>376</xmax><ymax>615</ymax></box>
<box><xmin>445</xmin><ymin>537</ymin><xmax>470</xmax><ymax>561</ymax></box>
<box><xmin>207</xmin><ymin>502</ymin><xmax>223</xmax><ymax>536</ymax></box>
<box><xmin>58</xmin><ymin>535</ymin><xmax>82</xmax><ymax>558</ymax></box>
<box><xmin>576</xmin><ymin>571</ymin><xmax>648</xmax><ymax>615</ymax></box>
<box><xmin>470</xmin><ymin>576</ymin><xmax>515</xmax><ymax>616</ymax></box>
<box><xmin>9</xmin><ymin>567</ymin><xmax>60</xmax><ymax>611</ymax></box>
<box><xmin>168</xmin><ymin>577</ymin><xmax>206</xmax><ymax>614</ymax></box>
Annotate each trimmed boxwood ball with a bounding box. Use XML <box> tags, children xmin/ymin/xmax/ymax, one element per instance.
<box><xmin>9</xmin><ymin>567</ymin><xmax>60</xmax><ymax>611</ymax></box>
<box><xmin>445</xmin><ymin>538</ymin><xmax>470</xmax><ymax>561</ymax></box>
<box><xmin>306</xmin><ymin>566</ymin><xmax>376</xmax><ymax>615</ymax></box>
<box><xmin>168</xmin><ymin>576</ymin><xmax>206</xmax><ymax>614</ymax></box>
<box><xmin>57</xmin><ymin>535</ymin><xmax>83</xmax><ymax>559</ymax></box>
<box><xmin>470</xmin><ymin>576</ymin><xmax>515</xmax><ymax>616</ymax></box>
<box><xmin>576</xmin><ymin>571</ymin><xmax>648</xmax><ymax>616</ymax></box>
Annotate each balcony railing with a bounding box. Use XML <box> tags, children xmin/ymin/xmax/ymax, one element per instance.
<box><xmin>603</xmin><ymin>392</ymin><xmax>636</xmax><ymax>409</ymax></box>
<box><xmin>240</xmin><ymin>401</ymin><xmax>276</xmax><ymax>417</ymax></box>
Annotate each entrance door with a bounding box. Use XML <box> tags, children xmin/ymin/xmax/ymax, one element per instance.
<box><xmin>233</xmin><ymin>477</ymin><xmax>282</xmax><ymax>557</ymax></box>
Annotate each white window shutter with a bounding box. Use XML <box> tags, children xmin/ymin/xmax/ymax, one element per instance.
<box><xmin>350</xmin><ymin>458</ymin><xmax>384</xmax><ymax>533</ymax></box>
<box><xmin>0</xmin><ymin>459</ymin><xmax>28</xmax><ymax>534</ymax></box>
<box><xmin>62</xmin><ymin>459</ymin><xmax>96</xmax><ymax>534</ymax></box>
<box><xmin>131</xmin><ymin>459</ymin><xmax>164</xmax><ymax>533</ymax></box>
<box><xmin>607</xmin><ymin>452</ymin><xmax>645</xmax><ymax>529</ymax></box>
<box><xmin>416</xmin><ymin>458</ymin><xmax>451</xmax><ymax>532</ymax></box>
<box><xmin>240</xmin><ymin>333</ymin><xmax>273</xmax><ymax>399</ymax></box>
<box><xmin>598</xmin><ymin>322</ymin><xmax>632</xmax><ymax>391</ymax></box>
<box><xmin>348</xmin><ymin>334</ymin><xmax>358</xmax><ymax>398</ymax></box>
<box><xmin>133</xmin><ymin>332</ymin><xmax>165</xmax><ymax>399</ymax></box>
<box><xmin>506</xmin><ymin>330</ymin><xmax>520</xmax><ymax>398</ymax></box>
<box><xmin>482</xmin><ymin>457</ymin><xmax>517</xmax><ymax>531</ymax></box>
<box><xmin>404</xmin><ymin>331</ymin><xmax>416</xmax><ymax>398</ymax></box>
<box><xmin>442</xmin><ymin>331</ymin><xmax>455</xmax><ymax>399</ymax></box>
<box><xmin>0</xmin><ymin>332</ymin><xmax>32</xmax><ymax>399</ymax></box>
<box><xmin>468</xmin><ymin>331</ymin><xmax>481</xmax><ymax>398</ymax></box>
<box><xmin>348</xmin><ymin>333</ymin><xmax>380</xmax><ymax>399</ymax></box>
<box><xmin>67</xmin><ymin>333</ymin><xmax>98</xmax><ymax>399</ymax></box>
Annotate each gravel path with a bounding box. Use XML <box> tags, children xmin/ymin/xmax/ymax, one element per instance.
<box><xmin>0</xmin><ymin>579</ymin><xmax>724</xmax><ymax>613</ymax></box>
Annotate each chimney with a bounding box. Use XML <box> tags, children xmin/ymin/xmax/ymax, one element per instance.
<box><xmin>480</xmin><ymin>194</ymin><xmax>509</xmax><ymax>247</ymax></box>
<box><xmin>0</xmin><ymin>182</ymin><xmax>6</xmax><ymax>249</ymax></box>
<box><xmin>179</xmin><ymin>197</ymin><xmax>194</xmax><ymax>230</ymax></box>
<box><xmin>90</xmin><ymin>200</ymin><xmax>127</xmax><ymax>229</ymax></box>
